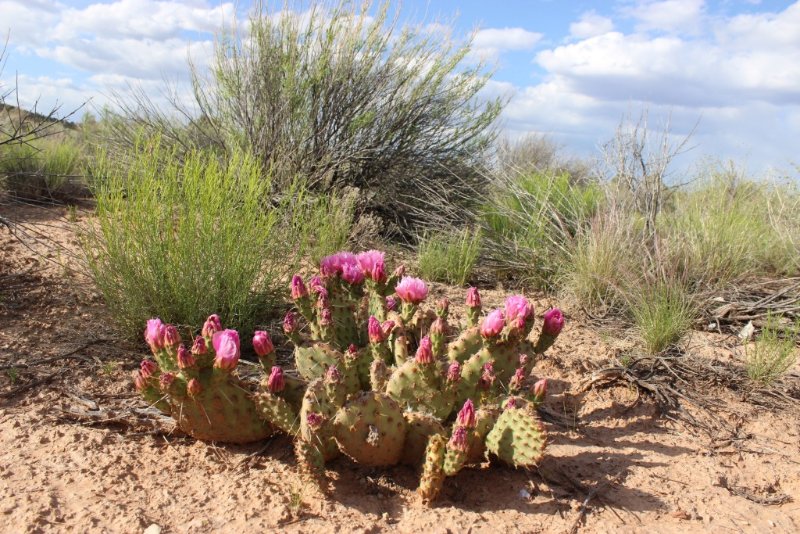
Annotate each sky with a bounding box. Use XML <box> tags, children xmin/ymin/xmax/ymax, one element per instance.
<box><xmin>2</xmin><ymin>0</ymin><xmax>799</xmax><ymax>176</ymax></box>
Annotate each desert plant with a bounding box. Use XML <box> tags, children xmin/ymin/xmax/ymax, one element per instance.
<box><xmin>82</xmin><ymin>135</ymin><xmax>294</xmax><ymax>338</ymax></box>
<box><xmin>417</xmin><ymin>227</ymin><xmax>481</xmax><ymax>285</ymax></box>
<box><xmin>133</xmin><ymin>250</ymin><xmax>564</xmax><ymax>502</ymax></box>
<box><xmin>745</xmin><ymin>314</ymin><xmax>799</xmax><ymax>385</ymax></box>
<box><xmin>110</xmin><ymin>0</ymin><xmax>502</xmax><ymax>235</ymax></box>
<box><xmin>628</xmin><ymin>279</ymin><xmax>696</xmax><ymax>354</ymax></box>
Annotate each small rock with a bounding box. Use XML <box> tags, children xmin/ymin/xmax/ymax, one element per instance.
<box><xmin>518</xmin><ymin>489</ymin><xmax>531</xmax><ymax>499</ymax></box>
<box><xmin>143</xmin><ymin>525</ymin><xmax>161</xmax><ymax>534</ymax></box>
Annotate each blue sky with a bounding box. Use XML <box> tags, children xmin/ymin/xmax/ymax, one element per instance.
<box><xmin>2</xmin><ymin>0</ymin><xmax>799</xmax><ymax>175</ymax></box>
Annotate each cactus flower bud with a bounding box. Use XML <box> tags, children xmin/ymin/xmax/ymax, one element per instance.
<box><xmin>345</xmin><ymin>344</ymin><xmax>359</xmax><ymax>362</ymax></box>
<box><xmin>436</xmin><ymin>298</ymin><xmax>449</xmax><ymax>316</ymax></box>
<box><xmin>308</xmin><ymin>276</ymin><xmax>325</xmax><ymax>295</ymax></box>
<box><xmin>505</xmin><ymin>397</ymin><xmax>518</xmax><ymax>409</ymax></box>
<box><xmin>448</xmin><ymin>426</ymin><xmax>468</xmax><ymax>452</ymax></box>
<box><xmin>191</xmin><ymin>336</ymin><xmax>207</xmax><ymax>355</ymax></box>
<box><xmin>159</xmin><ymin>372</ymin><xmax>175</xmax><ymax>391</ymax></box>
<box><xmin>395</xmin><ymin>277</ymin><xmax>428</xmax><ymax>304</ymax></box>
<box><xmin>505</xmin><ymin>295</ymin><xmax>533</xmax><ymax>325</ymax></box>
<box><xmin>533</xmin><ymin>378</ymin><xmax>547</xmax><ymax>401</ymax></box>
<box><xmin>320</xmin><ymin>307</ymin><xmax>332</xmax><ymax>326</ymax></box>
<box><xmin>480</xmin><ymin>309</ymin><xmax>505</xmax><ymax>338</ymax></box>
<box><xmin>325</xmin><ymin>365</ymin><xmax>342</xmax><ymax>384</ymax></box>
<box><xmin>466</xmin><ymin>287</ymin><xmax>481</xmax><ymax>308</ymax></box>
<box><xmin>415</xmin><ymin>336</ymin><xmax>434</xmax><ymax>364</ymax></box>
<box><xmin>144</xmin><ymin>318</ymin><xmax>165</xmax><ymax>351</ymax></box>
<box><xmin>162</xmin><ymin>325</ymin><xmax>181</xmax><ymax>348</ymax></box>
<box><xmin>252</xmin><ymin>330</ymin><xmax>274</xmax><ymax>357</ymax></box>
<box><xmin>212</xmin><ymin>329</ymin><xmax>240</xmax><ymax>370</ymax></box>
<box><xmin>519</xmin><ymin>353</ymin><xmax>530</xmax><ymax>367</ymax></box>
<box><xmin>267</xmin><ymin>366</ymin><xmax>285</xmax><ymax>393</ymax></box>
<box><xmin>456</xmin><ymin>399</ymin><xmax>476</xmax><ymax>428</ymax></box>
<box><xmin>478</xmin><ymin>362</ymin><xmax>496</xmax><ymax>390</ymax></box>
<box><xmin>509</xmin><ymin>367</ymin><xmax>526</xmax><ymax>391</ymax></box>
<box><xmin>430</xmin><ymin>317</ymin><xmax>446</xmax><ymax>336</ymax></box>
<box><xmin>368</xmin><ymin>315</ymin><xmax>384</xmax><ymax>344</ymax></box>
<box><xmin>341</xmin><ymin>263</ymin><xmax>365</xmax><ymax>285</ymax></box>
<box><xmin>133</xmin><ymin>371</ymin><xmax>146</xmax><ymax>391</ymax></box>
<box><xmin>140</xmin><ymin>359</ymin><xmax>157</xmax><ymax>379</ymax></box>
<box><xmin>381</xmin><ymin>320</ymin><xmax>396</xmax><ymax>338</ymax></box>
<box><xmin>177</xmin><ymin>344</ymin><xmax>196</xmax><ymax>369</ymax></box>
<box><xmin>283</xmin><ymin>311</ymin><xmax>298</xmax><ymax>334</ymax></box>
<box><xmin>542</xmin><ymin>308</ymin><xmax>564</xmax><ymax>336</ymax></box>
<box><xmin>446</xmin><ymin>361</ymin><xmax>461</xmax><ymax>383</ymax></box>
<box><xmin>187</xmin><ymin>378</ymin><xmax>202</xmax><ymax>397</ymax></box>
<box><xmin>385</xmin><ymin>296</ymin><xmax>397</xmax><ymax>311</ymax></box>
<box><xmin>202</xmin><ymin>314</ymin><xmax>222</xmax><ymax>338</ymax></box>
<box><xmin>306</xmin><ymin>412</ymin><xmax>324</xmax><ymax>430</ymax></box>
<box><xmin>291</xmin><ymin>275</ymin><xmax>308</xmax><ymax>299</ymax></box>
<box><xmin>357</xmin><ymin>250</ymin><xmax>386</xmax><ymax>282</ymax></box>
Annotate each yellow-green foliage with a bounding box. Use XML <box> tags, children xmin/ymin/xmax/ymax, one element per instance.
<box><xmin>629</xmin><ymin>279</ymin><xmax>696</xmax><ymax>354</ymax></box>
<box><xmin>417</xmin><ymin>227</ymin><xmax>481</xmax><ymax>286</ymax></box>
<box><xmin>745</xmin><ymin>314</ymin><xmax>799</xmax><ymax>385</ymax></box>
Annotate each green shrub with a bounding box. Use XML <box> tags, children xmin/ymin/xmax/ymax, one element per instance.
<box><xmin>0</xmin><ymin>135</ymin><xmax>86</xmax><ymax>198</ymax></box>
<box><xmin>417</xmin><ymin>227</ymin><xmax>481</xmax><ymax>285</ymax></box>
<box><xmin>288</xmin><ymin>187</ymin><xmax>357</xmax><ymax>265</ymax></box>
<box><xmin>482</xmin><ymin>170</ymin><xmax>603</xmax><ymax>286</ymax></box>
<box><xmin>82</xmin><ymin>136</ymin><xmax>300</xmax><ymax>338</ymax></box>
<box><xmin>628</xmin><ymin>279</ymin><xmax>696</xmax><ymax>354</ymax></box>
<box><xmin>745</xmin><ymin>315</ymin><xmax>799</xmax><ymax>385</ymax></box>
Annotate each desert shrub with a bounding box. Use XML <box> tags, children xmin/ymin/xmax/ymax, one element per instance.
<box><xmin>482</xmin><ymin>170</ymin><xmax>603</xmax><ymax>287</ymax></box>
<box><xmin>745</xmin><ymin>314</ymin><xmax>799</xmax><ymax>385</ymax></box>
<box><xmin>0</xmin><ymin>135</ymin><xmax>86</xmax><ymax>199</ymax></box>
<box><xmin>112</xmin><ymin>0</ymin><xmax>502</xmax><ymax>235</ymax></box>
<box><xmin>662</xmin><ymin>168</ymin><xmax>800</xmax><ymax>287</ymax></box>
<box><xmin>628</xmin><ymin>279</ymin><xmax>696</xmax><ymax>354</ymax></box>
<box><xmin>288</xmin><ymin>186</ymin><xmax>357</xmax><ymax>265</ymax></box>
<box><xmin>417</xmin><ymin>227</ymin><xmax>481</xmax><ymax>285</ymax></box>
<box><xmin>82</xmin><ymin>136</ymin><xmax>302</xmax><ymax>338</ymax></box>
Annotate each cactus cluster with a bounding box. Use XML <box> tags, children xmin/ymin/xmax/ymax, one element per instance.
<box><xmin>133</xmin><ymin>250</ymin><xmax>564</xmax><ymax>502</ymax></box>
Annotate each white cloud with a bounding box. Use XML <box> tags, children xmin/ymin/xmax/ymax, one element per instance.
<box><xmin>626</xmin><ymin>0</ymin><xmax>706</xmax><ymax>34</ymax></box>
<box><xmin>569</xmin><ymin>11</ymin><xmax>614</xmax><ymax>39</ymax></box>
<box><xmin>470</xmin><ymin>27</ymin><xmax>542</xmax><ymax>61</ymax></box>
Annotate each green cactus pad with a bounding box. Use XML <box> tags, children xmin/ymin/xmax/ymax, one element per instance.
<box><xmin>485</xmin><ymin>403</ymin><xmax>547</xmax><ymax>467</ymax></box>
<box><xmin>253</xmin><ymin>391</ymin><xmax>299</xmax><ymax>436</ymax></box>
<box><xmin>401</xmin><ymin>412</ymin><xmax>445</xmax><ymax>467</ymax></box>
<box><xmin>300</xmin><ymin>379</ymin><xmax>341</xmax><ymax>461</ymax></box>
<box><xmin>170</xmin><ymin>371</ymin><xmax>274</xmax><ymax>443</ymax></box>
<box><xmin>443</xmin><ymin>443</ymin><xmax>468</xmax><ymax>477</ymax></box>
<box><xmin>447</xmin><ymin>326</ymin><xmax>482</xmax><ymax>363</ymax></box>
<box><xmin>295</xmin><ymin>439</ymin><xmax>328</xmax><ymax>491</ymax></box>
<box><xmin>333</xmin><ymin>391</ymin><xmax>407</xmax><ymax>467</ymax></box>
<box><xmin>418</xmin><ymin>433</ymin><xmax>446</xmax><ymax>503</ymax></box>
<box><xmin>466</xmin><ymin>407</ymin><xmax>500</xmax><ymax>464</ymax></box>
<box><xmin>294</xmin><ymin>343</ymin><xmax>342</xmax><ymax>381</ymax></box>
<box><xmin>385</xmin><ymin>359</ymin><xmax>453</xmax><ymax>419</ymax></box>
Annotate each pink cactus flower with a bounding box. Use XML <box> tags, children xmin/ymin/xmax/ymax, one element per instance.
<box><xmin>191</xmin><ymin>336</ymin><xmax>207</xmax><ymax>355</ymax></box>
<box><xmin>466</xmin><ymin>287</ymin><xmax>481</xmax><ymax>308</ymax></box>
<box><xmin>478</xmin><ymin>362</ymin><xmax>496</xmax><ymax>390</ymax></box>
<box><xmin>415</xmin><ymin>336</ymin><xmax>434</xmax><ymax>364</ymax></box>
<box><xmin>480</xmin><ymin>309</ymin><xmax>505</xmax><ymax>338</ymax></box>
<box><xmin>212</xmin><ymin>329</ymin><xmax>240</xmax><ymax>370</ymax></box>
<box><xmin>385</xmin><ymin>296</ymin><xmax>398</xmax><ymax>311</ymax></box>
<box><xmin>202</xmin><ymin>314</ymin><xmax>222</xmax><ymax>338</ymax></box>
<box><xmin>368</xmin><ymin>316</ymin><xmax>384</xmax><ymax>344</ymax></box>
<box><xmin>140</xmin><ymin>359</ymin><xmax>157</xmax><ymax>379</ymax></box>
<box><xmin>306</xmin><ymin>412</ymin><xmax>324</xmax><ymax>430</ymax></box>
<box><xmin>320</xmin><ymin>252</ymin><xmax>358</xmax><ymax>277</ymax></box>
<box><xmin>177</xmin><ymin>344</ymin><xmax>196</xmax><ymax>369</ymax></box>
<box><xmin>446</xmin><ymin>361</ymin><xmax>461</xmax><ymax>383</ymax></box>
<box><xmin>133</xmin><ymin>371</ymin><xmax>147</xmax><ymax>391</ymax></box>
<box><xmin>341</xmin><ymin>262</ymin><xmax>365</xmax><ymax>285</ymax></box>
<box><xmin>542</xmin><ymin>308</ymin><xmax>565</xmax><ymax>336</ymax></box>
<box><xmin>357</xmin><ymin>250</ymin><xmax>386</xmax><ymax>282</ymax></box>
<box><xmin>505</xmin><ymin>397</ymin><xmax>518</xmax><ymax>409</ymax></box>
<box><xmin>144</xmin><ymin>318</ymin><xmax>165</xmax><ymax>350</ymax></box>
<box><xmin>317</xmin><ymin>292</ymin><xmax>330</xmax><ymax>310</ymax></box>
<box><xmin>283</xmin><ymin>312</ymin><xmax>298</xmax><ymax>334</ymax></box>
<box><xmin>267</xmin><ymin>366</ymin><xmax>285</xmax><ymax>393</ymax></box>
<box><xmin>187</xmin><ymin>378</ymin><xmax>202</xmax><ymax>397</ymax></box>
<box><xmin>533</xmin><ymin>378</ymin><xmax>547</xmax><ymax>400</ymax></box>
<box><xmin>159</xmin><ymin>372</ymin><xmax>175</xmax><ymax>391</ymax></box>
<box><xmin>252</xmin><ymin>331</ymin><xmax>274</xmax><ymax>357</ymax></box>
<box><xmin>448</xmin><ymin>426</ymin><xmax>469</xmax><ymax>452</ymax></box>
<box><xmin>291</xmin><ymin>275</ymin><xmax>308</xmax><ymax>300</ymax></box>
<box><xmin>505</xmin><ymin>295</ymin><xmax>533</xmax><ymax>325</ymax></box>
<box><xmin>395</xmin><ymin>277</ymin><xmax>428</xmax><ymax>304</ymax></box>
<box><xmin>163</xmin><ymin>325</ymin><xmax>181</xmax><ymax>348</ymax></box>
<box><xmin>325</xmin><ymin>365</ymin><xmax>342</xmax><ymax>384</ymax></box>
<box><xmin>456</xmin><ymin>399</ymin><xmax>476</xmax><ymax>428</ymax></box>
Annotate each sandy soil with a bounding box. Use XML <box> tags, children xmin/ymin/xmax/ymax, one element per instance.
<box><xmin>1</xmin><ymin>201</ymin><xmax>799</xmax><ymax>533</ymax></box>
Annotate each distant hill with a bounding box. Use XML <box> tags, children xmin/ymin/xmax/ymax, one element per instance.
<box><xmin>0</xmin><ymin>103</ymin><xmax>79</xmax><ymax>130</ymax></box>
